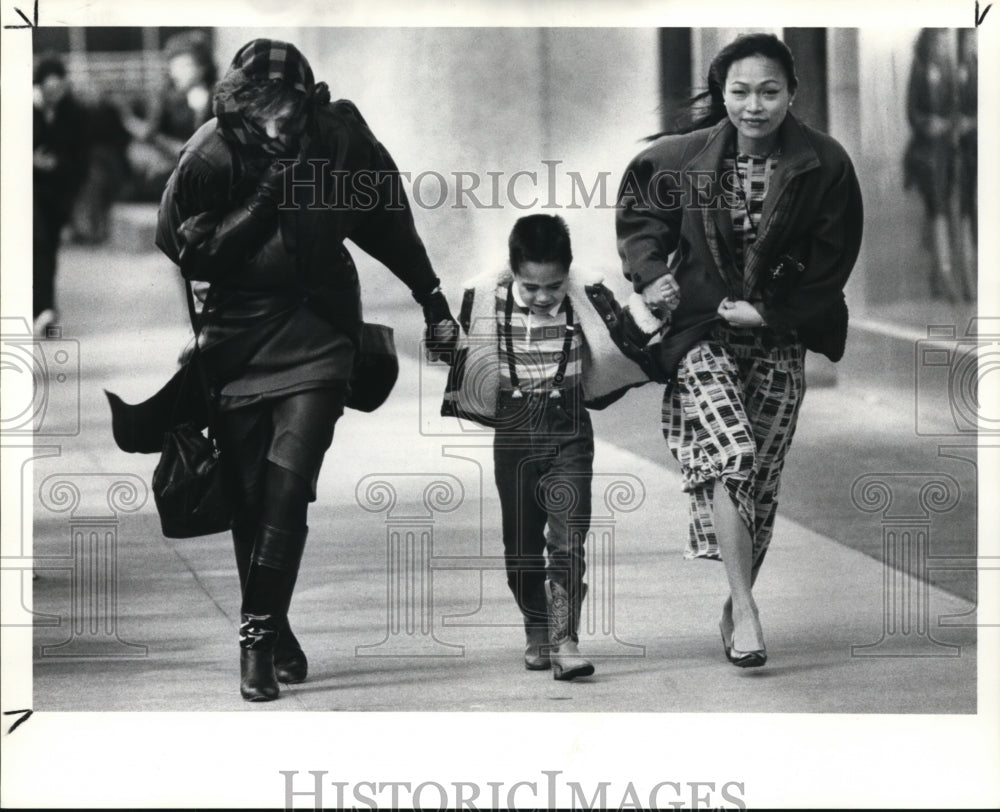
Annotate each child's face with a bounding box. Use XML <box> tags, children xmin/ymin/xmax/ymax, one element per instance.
<box><xmin>514</xmin><ymin>261</ymin><xmax>569</xmax><ymax>315</ymax></box>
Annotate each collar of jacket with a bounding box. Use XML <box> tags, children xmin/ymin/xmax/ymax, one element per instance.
<box><xmin>683</xmin><ymin>113</ymin><xmax>822</xmax><ymax>266</ymax></box>
<box><xmin>455</xmin><ymin>266</ymin><xmax>649</xmax><ymax>411</ymax></box>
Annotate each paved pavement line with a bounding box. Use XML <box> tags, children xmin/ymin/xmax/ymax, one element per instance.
<box><xmin>851</xmin><ymin>316</ymin><xmax>957</xmax><ymax>346</ymax></box>
<box><xmin>591</xmin><ymin>435</ymin><xmax>977</xmax><ymax>613</ymax></box>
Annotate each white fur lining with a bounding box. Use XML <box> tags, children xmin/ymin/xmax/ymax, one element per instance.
<box><xmin>628</xmin><ymin>291</ymin><xmax>668</xmax><ymax>334</ymax></box>
<box><xmin>453</xmin><ymin>267</ymin><xmax>649</xmax><ymax>415</ymax></box>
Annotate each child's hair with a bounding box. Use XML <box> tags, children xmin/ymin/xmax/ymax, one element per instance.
<box><xmin>508</xmin><ymin>214</ymin><xmax>573</xmax><ymax>274</ymax></box>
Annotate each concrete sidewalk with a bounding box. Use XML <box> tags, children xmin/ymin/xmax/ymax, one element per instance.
<box><xmin>23</xmin><ymin>242</ymin><xmax>978</xmax><ymax>714</ymax></box>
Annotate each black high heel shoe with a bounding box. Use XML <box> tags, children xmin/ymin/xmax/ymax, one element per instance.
<box><xmin>719</xmin><ymin>622</ymin><xmax>767</xmax><ymax>668</ymax></box>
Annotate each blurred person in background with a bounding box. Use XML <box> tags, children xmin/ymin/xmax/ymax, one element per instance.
<box><xmin>69</xmin><ymin>92</ymin><xmax>132</xmax><ymax>245</ymax></box>
<box><xmin>122</xmin><ymin>29</ymin><xmax>218</xmax><ymax>202</ymax></box>
<box><xmin>955</xmin><ymin>27</ymin><xmax>976</xmax><ymax>298</ymax></box>
<box><xmin>33</xmin><ymin>55</ymin><xmax>91</xmax><ymax>336</ymax></box>
<box><xmin>903</xmin><ymin>28</ymin><xmax>975</xmax><ymax>303</ymax></box>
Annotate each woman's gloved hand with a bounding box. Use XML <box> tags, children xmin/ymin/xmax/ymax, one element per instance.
<box><xmin>247</xmin><ymin>159</ymin><xmax>297</xmax><ymax>219</ymax></box>
<box><xmin>416</xmin><ymin>287</ymin><xmax>459</xmax><ymax>362</ymax></box>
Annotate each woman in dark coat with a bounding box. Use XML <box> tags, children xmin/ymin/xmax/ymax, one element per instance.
<box><xmin>123</xmin><ymin>29</ymin><xmax>219</xmax><ymax>202</ymax></box>
<box><xmin>156</xmin><ymin>39</ymin><xmax>457</xmax><ymax>701</ymax></box>
<box><xmin>616</xmin><ymin>33</ymin><xmax>863</xmax><ymax>668</ymax></box>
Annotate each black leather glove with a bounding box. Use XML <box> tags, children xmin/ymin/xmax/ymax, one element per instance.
<box><xmin>246</xmin><ymin>159</ymin><xmax>296</xmax><ymax>220</ymax></box>
<box><xmin>417</xmin><ymin>287</ymin><xmax>459</xmax><ymax>362</ymax></box>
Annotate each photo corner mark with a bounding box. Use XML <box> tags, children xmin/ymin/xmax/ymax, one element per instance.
<box><xmin>3</xmin><ymin>0</ymin><xmax>38</xmax><ymax>28</ymax></box>
<box><xmin>3</xmin><ymin>709</ymin><xmax>34</xmax><ymax>735</ymax></box>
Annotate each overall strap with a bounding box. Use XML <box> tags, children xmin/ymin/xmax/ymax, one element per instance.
<box><xmin>502</xmin><ymin>283</ymin><xmax>576</xmax><ymax>399</ymax></box>
<box><xmin>503</xmin><ymin>282</ymin><xmax>521</xmax><ymax>396</ymax></box>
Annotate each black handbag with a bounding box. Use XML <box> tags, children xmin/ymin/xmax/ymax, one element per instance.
<box><xmin>152</xmin><ymin>420</ymin><xmax>232</xmax><ymax>538</ymax></box>
<box><xmin>151</xmin><ymin>282</ymin><xmax>233</xmax><ymax>538</ymax></box>
<box><xmin>346</xmin><ymin>322</ymin><xmax>398</xmax><ymax>413</ymax></box>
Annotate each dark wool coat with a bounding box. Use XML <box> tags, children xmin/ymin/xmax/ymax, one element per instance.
<box><xmin>108</xmin><ymin>99</ymin><xmax>425</xmax><ymax>453</ymax></box>
<box><xmin>616</xmin><ymin>113</ymin><xmax>863</xmax><ymax>381</ymax></box>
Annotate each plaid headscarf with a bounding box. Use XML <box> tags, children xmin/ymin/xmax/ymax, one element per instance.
<box><xmin>213</xmin><ymin>39</ymin><xmax>329</xmax><ymax>161</ymax></box>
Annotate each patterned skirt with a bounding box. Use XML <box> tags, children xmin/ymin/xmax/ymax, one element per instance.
<box><xmin>662</xmin><ymin>324</ymin><xmax>806</xmax><ymax>563</ymax></box>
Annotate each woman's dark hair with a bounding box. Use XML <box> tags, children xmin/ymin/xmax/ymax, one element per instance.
<box><xmin>649</xmin><ymin>33</ymin><xmax>798</xmax><ymax>139</ymax></box>
<box><xmin>233</xmin><ymin>79</ymin><xmax>307</xmax><ymax>122</ymax></box>
<box><xmin>509</xmin><ymin>214</ymin><xmax>573</xmax><ymax>274</ymax></box>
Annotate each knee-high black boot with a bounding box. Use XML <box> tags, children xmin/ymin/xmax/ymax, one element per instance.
<box><xmin>232</xmin><ymin>517</ymin><xmax>255</xmax><ymax>591</ymax></box>
<box><xmin>234</xmin><ymin>520</ymin><xmax>307</xmax><ymax>684</ymax></box>
<box><xmin>239</xmin><ymin>523</ymin><xmax>308</xmax><ymax>702</ymax></box>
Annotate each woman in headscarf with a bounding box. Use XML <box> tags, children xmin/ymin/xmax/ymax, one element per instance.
<box><xmin>155</xmin><ymin>39</ymin><xmax>457</xmax><ymax>701</ymax></box>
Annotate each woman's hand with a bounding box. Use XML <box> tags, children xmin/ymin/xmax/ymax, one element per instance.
<box><xmin>717</xmin><ymin>298</ymin><xmax>765</xmax><ymax>327</ymax></box>
<box><xmin>641</xmin><ymin>274</ymin><xmax>681</xmax><ymax>314</ymax></box>
<box><xmin>247</xmin><ymin>160</ymin><xmax>297</xmax><ymax>219</ymax></box>
<box><xmin>419</xmin><ymin>288</ymin><xmax>460</xmax><ymax>363</ymax></box>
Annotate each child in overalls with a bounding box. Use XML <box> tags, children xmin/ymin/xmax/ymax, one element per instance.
<box><xmin>438</xmin><ymin>214</ymin><xmax>677</xmax><ymax>679</ymax></box>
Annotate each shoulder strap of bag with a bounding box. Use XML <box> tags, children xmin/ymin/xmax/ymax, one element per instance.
<box><xmin>172</xmin><ymin>280</ymin><xmax>218</xmax><ymax>433</ymax></box>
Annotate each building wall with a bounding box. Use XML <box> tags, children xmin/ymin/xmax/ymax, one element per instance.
<box><xmin>214</xmin><ymin>27</ymin><xmax>660</xmax><ymax>297</ymax></box>
<box><xmin>854</xmin><ymin>27</ymin><xmax>931</xmax><ymax>313</ymax></box>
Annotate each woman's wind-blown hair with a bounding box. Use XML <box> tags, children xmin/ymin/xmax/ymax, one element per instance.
<box><xmin>644</xmin><ymin>32</ymin><xmax>798</xmax><ymax>142</ymax></box>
